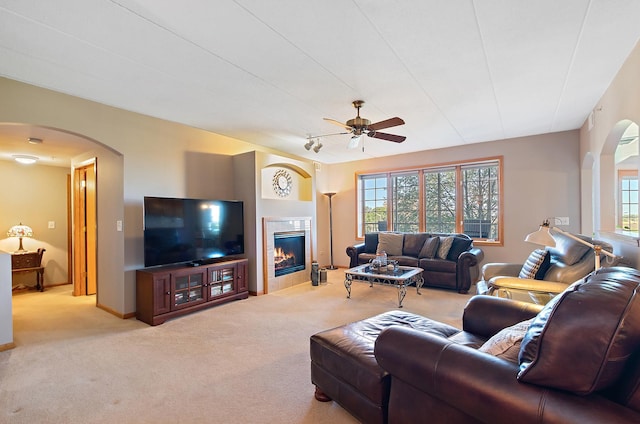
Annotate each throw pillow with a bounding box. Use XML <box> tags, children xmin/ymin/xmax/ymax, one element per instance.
<box><xmin>518</xmin><ymin>267</ymin><xmax>640</xmax><ymax>395</ymax></box>
<box><xmin>402</xmin><ymin>233</ymin><xmax>428</xmax><ymax>257</ymax></box>
<box><xmin>419</xmin><ymin>236</ymin><xmax>440</xmax><ymax>259</ymax></box>
<box><xmin>377</xmin><ymin>232</ymin><xmax>404</xmax><ymax>256</ymax></box>
<box><xmin>446</xmin><ymin>237</ymin><xmax>472</xmax><ymax>261</ymax></box>
<box><xmin>436</xmin><ymin>236</ymin><xmax>454</xmax><ymax>259</ymax></box>
<box><xmin>364</xmin><ymin>233</ymin><xmax>379</xmax><ymax>254</ymax></box>
<box><xmin>479</xmin><ymin>318</ymin><xmax>533</xmax><ymax>364</ymax></box>
<box><xmin>518</xmin><ymin>249</ymin><xmax>551</xmax><ymax>280</ymax></box>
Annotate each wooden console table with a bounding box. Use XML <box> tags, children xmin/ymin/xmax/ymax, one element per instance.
<box><xmin>11</xmin><ymin>249</ymin><xmax>46</xmax><ymax>292</ymax></box>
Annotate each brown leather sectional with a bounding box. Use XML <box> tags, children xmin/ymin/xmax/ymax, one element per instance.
<box><xmin>310</xmin><ymin>266</ymin><xmax>640</xmax><ymax>423</ymax></box>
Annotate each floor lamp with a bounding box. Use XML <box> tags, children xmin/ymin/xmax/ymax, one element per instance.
<box><xmin>525</xmin><ymin>219</ymin><xmax>618</xmax><ymax>269</ymax></box>
<box><xmin>324</xmin><ymin>192</ymin><xmax>338</xmax><ymax>270</ymax></box>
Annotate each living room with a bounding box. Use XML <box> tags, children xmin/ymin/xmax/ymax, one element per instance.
<box><xmin>2</xmin><ymin>2</ymin><xmax>640</xmax><ymax>421</ymax></box>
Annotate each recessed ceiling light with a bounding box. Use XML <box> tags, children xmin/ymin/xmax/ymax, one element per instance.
<box><xmin>13</xmin><ymin>155</ymin><xmax>38</xmax><ymax>165</ymax></box>
<box><xmin>28</xmin><ymin>137</ymin><xmax>43</xmax><ymax>144</ymax></box>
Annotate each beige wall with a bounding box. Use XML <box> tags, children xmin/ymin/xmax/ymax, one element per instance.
<box><xmin>0</xmin><ymin>77</ymin><xmax>317</xmax><ymax>314</ymax></box>
<box><xmin>317</xmin><ymin>131</ymin><xmax>582</xmax><ymax>268</ymax></box>
<box><xmin>579</xmin><ymin>40</ymin><xmax>640</xmax><ymax>268</ymax></box>
<box><xmin>0</xmin><ymin>77</ymin><xmax>299</xmax><ymax>315</ymax></box>
<box><xmin>0</xmin><ymin>161</ymin><xmax>69</xmax><ymax>288</ymax></box>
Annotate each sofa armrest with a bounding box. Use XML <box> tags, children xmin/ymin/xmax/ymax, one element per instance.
<box><xmin>462</xmin><ymin>295</ymin><xmax>543</xmax><ymax>337</ymax></box>
<box><xmin>455</xmin><ymin>247</ymin><xmax>484</xmax><ymax>293</ymax></box>
<box><xmin>346</xmin><ymin>243</ymin><xmax>365</xmax><ymax>268</ymax></box>
<box><xmin>481</xmin><ymin>262</ymin><xmax>522</xmax><ymax>280</ymax></box>
<box><xmin>374</xmin><ymin>326</ymin><xmax>640</xmax><ymax>424</ymax></box>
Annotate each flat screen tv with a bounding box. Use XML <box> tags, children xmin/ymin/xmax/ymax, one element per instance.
<box><xmin>143</xmin><ymin>196</ymin><xmax>244</xmax><ymax>268</ymax></box>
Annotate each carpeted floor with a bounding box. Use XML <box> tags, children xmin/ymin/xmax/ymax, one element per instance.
<box><xmin>0</xmin><ymin>269</ymin><xmax>473</xmax><ymax>423</ymax></box>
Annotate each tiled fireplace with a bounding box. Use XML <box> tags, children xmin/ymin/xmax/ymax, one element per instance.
<box><xmin>263</xmin><ymin>217</ymin><xmax>311</xmax><ymax>292</ymax></box>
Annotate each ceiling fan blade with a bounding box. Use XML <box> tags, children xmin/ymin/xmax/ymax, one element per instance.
<box><xmin>368</xmin><ymin>131</ymin><xmax>406</xmax><ymax>143</ymax></box>
<box><xmin>347</xmin><ymin>136</ymin><xmax>361</xmax><ymax>149</ymax></box>
<box><xmin>323</xmin><ymin>118</ymin><xmax>353</xmax><ymax>131</ymax></box>
<box><xmin>368</xmin><ymin>117</ymin><xmax>405</xmax><ymax>131</ymax></box>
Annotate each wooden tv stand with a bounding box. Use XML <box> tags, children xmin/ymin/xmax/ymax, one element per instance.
<box><xmin>136</xmin><ymin>258</ymin><xmax>248</xmax><ymax>326</ymax></box>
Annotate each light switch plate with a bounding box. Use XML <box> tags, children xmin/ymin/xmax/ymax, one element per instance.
<box><xmin>48</xmin><ymin>221</ymin><xmax>55</xmax><ymax>229</ymax></box>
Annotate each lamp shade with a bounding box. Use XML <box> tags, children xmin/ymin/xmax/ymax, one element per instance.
<box><xmin>524</xmin><ymin>221</ymin><xmax>556</xmax><ymax>247</ymax></box>
<box><xmin>7</xmin><ymin>223</ymin><xmax>33</xmax><ymax>238</ymax></box>
<box><xmin>7</xmin><ymin>223</ymin><xmax>33</xmax><ymax>252</ymax></box>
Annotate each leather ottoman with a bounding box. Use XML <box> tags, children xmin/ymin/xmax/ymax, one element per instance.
<box><xmin>310</xmin><ymin>310</ymin><xmax>461</xmax><ymax>424</ymax></box>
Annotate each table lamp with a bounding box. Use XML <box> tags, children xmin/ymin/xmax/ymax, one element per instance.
<box><xmin>7</xmin><ymin>223</ymin><xmax>33</xmax><ymax>252</ymax></box>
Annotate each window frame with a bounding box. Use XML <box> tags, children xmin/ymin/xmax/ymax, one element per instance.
<box><xmin>355</xmin><ymin>156</ymin><xmax>503</xmax><ymax>246</ymax></box>
<box><xmin>617</xmin><ymin>169</ymin><xmax>639</xmax><ymax>232</ymax></box>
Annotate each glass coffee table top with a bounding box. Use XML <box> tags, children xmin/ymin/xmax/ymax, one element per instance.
<box><xmin>344</xmin><ymin>264</ymin><xmax>424</xmax><ymax>308</ymax></box>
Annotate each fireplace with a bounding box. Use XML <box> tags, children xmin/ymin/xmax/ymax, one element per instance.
<box><xmin>263</xmin><ymin>217</ymin><xmax>311</xmax><ymax>293</ymax></box>
<box><xmin>274</xmin><ymin>231</ymin><xmax>305</xmax><ymax>277</ymax></box>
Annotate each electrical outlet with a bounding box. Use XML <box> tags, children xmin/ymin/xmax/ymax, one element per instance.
<box><xmin>556</xmin><ymin>217</ymin><xmax>570</xmax><ymax>226</ymax></box>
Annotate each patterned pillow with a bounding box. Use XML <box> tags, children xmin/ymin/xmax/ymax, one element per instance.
<box><xmin>436</xmin><ymin>236</ymin><xmax>455</xmax><ymax>259</ymax></box>
<box><xmin>479</xmin><ymin>318</ymin><xmax>534</xmax><ymax>363</ymax></box>
<box><xmin>419</xmin><ymin>237</ymin><xmax>440</xmax><ymax>258</ymax></box>
<box><xmin>519</xmin><ymin>249</ymin><xmax>551</xmax><ymax>280</ymax></box>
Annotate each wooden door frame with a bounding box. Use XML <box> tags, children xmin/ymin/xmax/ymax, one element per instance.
<box><xmin>72</xmin><ymin>159</ymin><xmax>97</xmax><ymax>296</ymax></box>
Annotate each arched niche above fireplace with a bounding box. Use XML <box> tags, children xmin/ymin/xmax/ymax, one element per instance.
<box><xmin>261</xmin><ymin>164</ymin><xmax>312</xmax><ymax>201</ymax></box>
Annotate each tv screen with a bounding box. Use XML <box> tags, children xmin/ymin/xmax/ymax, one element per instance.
<box><xmin>143</xmin><ymin>196</ymin><xmax>244</xmax><ymax>267</ymax></box>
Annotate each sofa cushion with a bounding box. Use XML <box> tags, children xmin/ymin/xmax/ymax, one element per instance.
<box><xmin>518</xmin><ymin>249</ymin><xmax>551</xmax><ymax>280</ymax></box>
<box><xmin>547</xmin><ymin>230</ymin><xmax>591</xmax><ymax>266</ymax></box>
<box><xmin>436</xmin><ymin>236</ymin><xmax>454</xmax><ymax>259</ymax></box>
<box><xmin>419</xmin><ymin>236</ymin><xmax>440</xmax><ymax>259</ymax></box>
<box><xmin>402</xmin><ymin>233</ymin><xmax>429</xmax><ymax>257</ymax></box>
<box><xmin>518</xmin><ymin>267</ymin><xmax>640</xmax><ymax>395</ymax></box>
<box><xmin>447</xmin><ymin>237</ymin><xmax>472</xmax><ymax>261</ymax></box>
<box><xmin>364</xmin><ymin>233</ymin><xmax>379</xmax><ymax>254</ymax></box>
<box><xmin>377</xmin><ymin>232</ymin><xmax>403</xmax><ymax>256</ymax></box>
<box><xmin>479</xmin><ymin>318</ymin><xmax>533</xmax><ymax>364</ymax></box>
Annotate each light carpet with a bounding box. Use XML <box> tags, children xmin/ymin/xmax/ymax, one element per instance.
<box><xmin>0</xmin><ymin>269</ymin><xmax>473</xmax><ymax>423</ymax></box>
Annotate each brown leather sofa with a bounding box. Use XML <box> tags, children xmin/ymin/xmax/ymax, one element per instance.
<box><xmin>311</xmin><ymin>266</ymin><xmax>640</xmax><ymax>423</ymax></box>
<box><xmin>345</xmin><ymin>232</ymin><xmax>484</xmax><ymax>293</ymax></box>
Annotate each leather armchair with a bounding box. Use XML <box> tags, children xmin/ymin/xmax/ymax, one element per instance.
<box><xmin>477</xmin><ymin>230</ymin><xmax>615</xmax><ymax>303</ymax></box>
<box><xmin>374</xmin><ymin>267</ymin><xmax>640</xmax><ymax>423</ymax></box>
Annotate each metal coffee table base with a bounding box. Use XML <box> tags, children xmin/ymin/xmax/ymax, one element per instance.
<box><xmin>344</xmin><ymin>265</ymin><xmax>424</xmax><ymax>308</ymax></box>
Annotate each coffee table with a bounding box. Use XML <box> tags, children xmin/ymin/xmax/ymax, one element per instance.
<box><xmin>344</xmin><ymin>264</ymin><xmax>424</xmax><ymax>308</ymax></box>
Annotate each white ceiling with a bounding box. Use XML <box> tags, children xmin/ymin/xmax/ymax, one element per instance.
<box><xmin>1</xmin><ymin>0</ymin><xmax>640</xmax><ymax>166</ymax></box>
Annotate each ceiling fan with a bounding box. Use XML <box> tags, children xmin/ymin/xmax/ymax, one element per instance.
<box><xmin>321</xmin><ymin>100</ymin><xmax>406</xmax><ymax>149</ymax></box>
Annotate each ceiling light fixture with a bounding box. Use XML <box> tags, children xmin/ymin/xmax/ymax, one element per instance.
<box><xmin>28</xmin><ymin>137</ymin><xmax>43</xmax><ymax>144</ymax></box>
<box><xmin>13</xmin><ymin>155</ymin><xmax>38</xmax><ymax>165</ymax></box>
<box><xmin>304</xmin><ymin>137</ymin><xmax>323</xmax><ymax>153</ymax></box>
<box><xmin>304</xmin><ymin>138</ymin><xmax>315</xmax><ymax>150</ymax></box>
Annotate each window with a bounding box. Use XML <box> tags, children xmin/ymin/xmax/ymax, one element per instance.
<box><xmin>618</xmin><ymin>170</ymin><xmax>638</xmax><ymax>231</ymax></box>
<box><xmin>357</xmin><ymin>158</ymin><xmax>502</xmax><ymax>244</ymax></box>
<box><xmin>614</xmin><ymin>122</ymin><xmax>639</xmax><ymax>235</ymax></box>
<box><xmin>424</xmin><ymin>168</ymin><xmax>456</xmax><ymax>233</ymax></box>
<box><xmin>392</xmin><ymin>172</ymin><xmax>420</xmax><ymax>232</ymax></box>
<box><xmin>358</xmin><ymin>175</ymin><xmax>388</xmax><ymax>234</ymax></box>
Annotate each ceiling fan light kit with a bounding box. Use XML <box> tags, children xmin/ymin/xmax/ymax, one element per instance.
<box><xmin>307</xmin><ymin>100</ymin><xmax>406</xmax><ymax>152</ymax></box>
